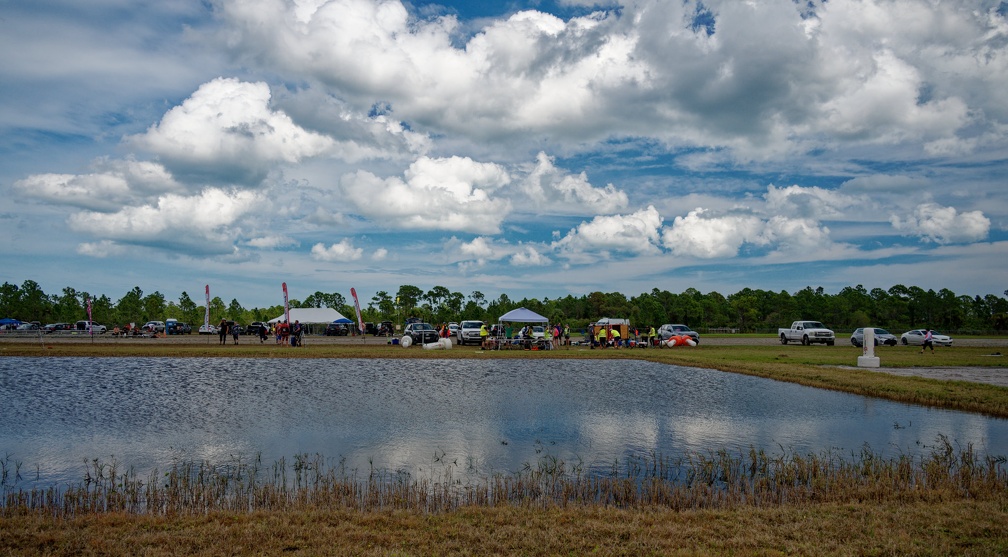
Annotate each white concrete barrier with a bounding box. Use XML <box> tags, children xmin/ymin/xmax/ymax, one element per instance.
<box><xmin>858</xmin><ymin>327</ymin><xmax>880</xmax><ymax>368</ymax></box>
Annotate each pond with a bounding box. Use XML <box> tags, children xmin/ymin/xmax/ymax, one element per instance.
<box><xmin>1</xmin><ymin>357</ymin><xmax>1005</xmax><ymax>486</ymax></box>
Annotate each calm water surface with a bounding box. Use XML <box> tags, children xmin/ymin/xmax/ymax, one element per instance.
<box><xmin>1</xmin><ymin>357</ymin><xmax>1005</xmax><ymax>485</ymax></box>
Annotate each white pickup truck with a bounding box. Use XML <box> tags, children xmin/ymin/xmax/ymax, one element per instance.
<box><xmin>778</xmin><ymin>320</ymin><xmax>835</xmax><ymax>346</ymax></box>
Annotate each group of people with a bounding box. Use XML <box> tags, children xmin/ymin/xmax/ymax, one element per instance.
<box><xmin>436</xmin><ymin>323</ymin><xmax>453</xmax><ymax>338</ymax></box>
<box><xmin>217</xmin><ymin>319</ymin><xmax>241</xmax><ymax>345</ymax></box>
<box><xmin>216</xmin><ymin>319</ymin><xmax>303</xmax><ymax>346</ymax></box>
<box><xmin>587</xmin><ymin>324</ymin><xmax>659</xmax><ymax>348</ymax></box>
<box><xmin>478</xmin><ymin>322</ymin><xmax>572</xmax><ymax>350</ymax></box>
<box><xmin>274</xmin><ymin>320</ymin><xmax>304</xmax><ymax>346</ymax></box>
<box><xmin>112</xmin><ymin>324</ymin><xmax>143</xmax><ymax>338</ymax></box>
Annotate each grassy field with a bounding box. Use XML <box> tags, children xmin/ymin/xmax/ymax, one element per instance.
<box><xmin>2</xmin><ymin>337</ymin><xmax>1007</xmax><ymax>554</ymax></box>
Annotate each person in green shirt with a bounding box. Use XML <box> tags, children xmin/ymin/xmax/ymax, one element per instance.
<box><xmin>479</xmin><ymin>323</ymin><xmax>489</xmax><ymax>349</ymax></box>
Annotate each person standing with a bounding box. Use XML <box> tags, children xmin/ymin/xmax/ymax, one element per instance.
<box><xmin>218</xmin><ymin>318</ymin><xmax>228</xmax><ymax>345</ymax></box>
<box><xmin>921</xmin><ymin>328</ymin><xmax>934</xmax><ymax>354</ymax></box>
<box><xmin>479</xmin><ymin>322</ymin><xmax>489</xmax><ymax>349</ymax></box>
<box><xmin>279</xmin><ymin>320</ymin><xmax>290</xmax><ymax>346</ymax></box>
<box><xmin>232</xmin><ymin>322</ymin><xmax>240</xmax><ymax>345</ymax></box>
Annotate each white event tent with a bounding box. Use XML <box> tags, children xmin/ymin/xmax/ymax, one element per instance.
<box><xmin>498</xmin><ymin>307</ymin><xmax>548</xmax><ymax>336</ymax></box>
<box><xmin>269</xmin><ymin>308</ymin><xmax>350</xmax><ymax>335</ymax></box>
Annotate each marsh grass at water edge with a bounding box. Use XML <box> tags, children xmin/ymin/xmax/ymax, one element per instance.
<box><xmin>3</xmin><ymin>437</ymin><xmax>1007</xmax><ymax>517</ymax></box>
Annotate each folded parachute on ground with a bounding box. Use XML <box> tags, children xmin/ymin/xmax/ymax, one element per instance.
<box><xmin>660</xmin><ymin>335</ymin><xmax>697</xmax><ymax>348</ymax></box>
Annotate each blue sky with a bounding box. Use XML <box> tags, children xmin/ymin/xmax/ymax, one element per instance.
<box><xmin>2</xmin><ymin>0</ymin><xmax>1007</xmax><ymax>308</ymax></box>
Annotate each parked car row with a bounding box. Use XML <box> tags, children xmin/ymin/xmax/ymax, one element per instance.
<box><xmin>37</xmin><ymin>321</ymin><xmax>108</xmax><ymax>334</ymax></box>
<box><xmin>849</xmin><ymin>327</ymin><xmax>953</xmax><ymax>347</ymax></box>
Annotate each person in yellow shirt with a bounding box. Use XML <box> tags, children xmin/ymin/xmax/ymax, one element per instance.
<box><xmin>480</xmin><ymin>323</ymin><xmax>489</xmax><ymax>349</ymax></box>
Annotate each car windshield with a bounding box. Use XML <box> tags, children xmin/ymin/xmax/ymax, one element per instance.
<box><xmin>461</xmin><ymin>321</ymin><xmax>481</xmax><ymax>328</ymax></box>
<box><xmin>414</xmin><ymin>323</ymin><xmax>433</xmax><ymax>331</ymax></box>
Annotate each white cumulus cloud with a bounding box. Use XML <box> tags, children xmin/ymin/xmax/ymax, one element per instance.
<box><xmin>14</xmin><ymin>158</ymin><xmax>182</xmax><ymax>210</ymax></box>
<box><xmin>554</xmin><ymin>205</ymin><xmax>663</xmax><ymax>261</ymax></box>
<box><xmin>311</xmin><ymin>238</ymin><xmax>364</xmax><ymax>261</ymax></box>
<box><xmin>662</xmin><ymin>208</ymin><xmax>767</xmax><ymax>259</ymax></box>
<box><xmin>67</xmin><ymin>188</ymin><xmax>262</xmax><ymax>254</ymax></box>
<box><xmin>519</xmin><ymin>151</ymin><xmax>628</xmax><ymax>215</ymax></box>
<box><xmin>129</xmin><ymin>78</ymin><xmax>335</xmax><ymax>178</ymax></box>
<box><xmin>511</xmin><ymin>245</ymin><xmax>552</xmax><ymax>266</ymax></box>
<box><xmin>763</xmin><ymin>184</ymin><xmax>859</xmax><ymax>220</ymax></box>
<box><xmin>890</xmin><ymin>203</ymin><xmax>990</xmax><ymax>244</ymax></box>
<box><xmin>339</xmin><ymin>155</ymin><xmax>512</xmax><ymax>234</ymax></box>
<box><xmin>248</xmin><ymin>235</ymin><xmax>299</xmax><ymax>249</ymax></box>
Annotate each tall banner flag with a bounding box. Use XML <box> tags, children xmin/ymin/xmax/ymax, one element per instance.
<box><xmin>86</xmin><ymin>296</ymin><xmax>93</xmax><ymax>335</ymax></box>
<box><xmin>282</xmin><ymin>282</ymin><xmax>290</xmax><ymax>324</ymax></box>
<box><xmin>350</xmin><ymin>288</ymin><xmax>364</xmax><ymax>336</ymax></box>
<box><xmin>204</xmin><ymin>285</ymin><xmax>210</xmax><ymax>331</ymax></box>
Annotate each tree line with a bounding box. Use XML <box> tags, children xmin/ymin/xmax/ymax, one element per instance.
<box><xmin>2</xmin><ymin>280</ymin><xmax>1007</xmax><ymax>334</ymax></box>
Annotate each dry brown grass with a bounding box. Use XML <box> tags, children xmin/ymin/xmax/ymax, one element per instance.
<box><xmin>2</xmin><ymin>500</ymin><xmax>1006</xmax><ymax>556</ymax></box>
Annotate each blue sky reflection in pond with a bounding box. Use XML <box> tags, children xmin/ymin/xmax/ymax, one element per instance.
<box><xmin>1</xmin><ymin>357</ymin><xmax>1005</xmax><ymax>486</ymax></box>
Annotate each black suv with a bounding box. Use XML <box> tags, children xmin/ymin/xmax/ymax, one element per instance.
<box><xmin>403</xmin><ymin>322</ymin><xmax>439</xmax><ymax>344</ymax></box>
<box><xmin>246</xmin><ymin>321</ymin><xmax>268</xmax><ymax>335</ymax></box>
<box><xmin>325</xmin><ymin>323</ymin><xmax>349</xmax><ymax>336</ymax></box>
<box><xmin>166</xmin><ymin>321</ymin><xmax>191</xmax><ymax>335</ymax></box>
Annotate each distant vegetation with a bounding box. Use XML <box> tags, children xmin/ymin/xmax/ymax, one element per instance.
<box><xmin>2</xmin><ymin>280</ymin><xmax>1007</xmax><ymax>334</ymax></box>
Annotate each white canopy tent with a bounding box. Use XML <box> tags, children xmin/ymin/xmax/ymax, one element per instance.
<box><xmin>498</xmin><ymin>307</ymin><xmax>548</xmax><ymax>324</ymax></box>
<box><xmin>268</xmin><ymin>308</ymin><xmax>350</xmax><ymax>335</ymax></box>
<box><xmin>498</xmin><ymin>307</ymin><xmax>548</xmax><ymax>337</ymax></box>
<box><xmin>493</xmin><ymin>307</ymin><xmax>551</xmax><ymax>348</ymax></box>
<box><xmin>268</xmin><ymin>307</ymin><xmax>349</xmax><ymax>324</ymax></box>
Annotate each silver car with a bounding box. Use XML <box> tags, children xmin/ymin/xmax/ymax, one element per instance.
<box><xmin>657</xmin><ymin>324</ymin><xmax>700</xmax><ymax>344</ymax></box>
<box><xmin>850</xmin><ymin>327</ymin><xmax>897</xmax><ymax>347</ymax></box>
<box><xmin>900</xmin><ymin>329</ymin><xmax>953</xmax><ymax>347</ymax></box>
